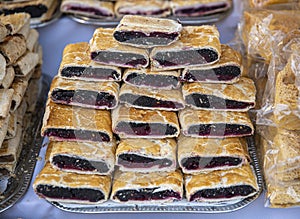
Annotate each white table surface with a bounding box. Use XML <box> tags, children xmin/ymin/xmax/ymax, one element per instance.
<box><xmin>1</xmin><ymin>0</ymin><xmax>300</xmax><ymax>218</ymax></box>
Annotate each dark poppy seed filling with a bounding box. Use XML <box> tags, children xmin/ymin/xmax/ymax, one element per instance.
<box><xmin>174</xmin><ymin>3</ymin><xmax>228</xmax><ymax>17</ymax></box>
<box><xmin>114</xmin><ymin>187</ymin><xmax>181</xmax><ymax>202</ymax></box>
<box><xmin>118</xmin><ymin>8</ymin><xmax>169</xmax><ymax>16</ymax></box>
<box><xmin>118</xmin><ymin>154</ymin><xmax>172</xmax><ymax>169</ymax></box>
<box><xmin>91</xmin><ymin>51</ymin><xmax>148</xmax><ymax>68</ymax></box>
<box><xmin>0</xmin><ymin>155</ymin><xmax>14</xmax><ymax>163</ymax></box>
<box><xmin>35</xmin><ymin>185</ymin><xmax>104</xmax><ymax>202</ymax></box>
<box><xmin>113</xmin><ymin>31</ymin><xmax>179</xmax><ymax>46</ymax></box>
<box><xmin>153</xmin><ymin>49</ymin><xmax>219</xmax><ymax>67</ymax></box>
<box><xmin>181</xmin><ymin>156</ymin><xmax>242</xmax><ymax>170</ymax></box>
<box><xmin>44</xmin><ymin>128</ymin><xmax>110</xmax><ymax>142</ymax></box>
<box><xmin>185</xmin><ymin>94</ymin><xmax>254</xmax><ymax>110</ymax></box>
<box><xmin>0</xmin><ymin>168</ymin><xmax>9</xmax><ymax>176</ymax></box>
<box><xmin>52</xmin><ymin>155</ymin><xmax>109</xmax><ymax>173</ymax></box>
<box><xmin>66</xmin><ymin>6</ymin><xmax>112</xmax><ymax>17</ymax></box>
<box><xmin>183</xmin><ymin>66</ymin><xmax>241</xmax><ymax>82</ymax></box>
<box><xmin>187</xmin><ymin>124</ymin><xmax>252</xmax><ymax>137</ymax></box>
<box><xmin>115</xmin><ymin>122</ymin><xmax>178</xmax><ymax>136</ymax></box>
<box><xmin>125</xmin><ymin>73</ymin><xmax>179</xmax><ymax>89</ymax></box>
<box><xmin>1</xmin><ymin>5</ymin><xmax>47</xmax><ymax>18</ymax></box>
<box><xmin>190</xmin><ymin>185</ymin><xmax>256</xmax><ymax>202</ymax></box>
<box><xmin>61</xmin><ymin>67</ymin><xmax>120</xmax><ymax>81</ymax></box>
<box><xmin>51</xmin><ymin>89</ymin><xmax>116</xmax><ymax>108</ymax></box>
<box><xmin>120</xmin><ymin>94</ymin><xmax>183</xmax><ymax>110</ymax></box>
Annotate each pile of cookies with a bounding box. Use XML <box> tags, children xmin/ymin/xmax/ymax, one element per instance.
<box><xmin>0</xmin><ymin>13</ymin><xmax>42</xmax><ymax>180</ymax></box>
<box><xmin>34</xmin><ymin>15</ymin><xmax>259</xmax><ymax>205</ymax></box>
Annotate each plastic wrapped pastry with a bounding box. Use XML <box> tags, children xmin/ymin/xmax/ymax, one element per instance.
<box><xmin>111</xmin><ymin>170</ymin><xmax>183</xmax><ymax>203</ymax></box>
<box><xmin>116</xmin><ymin>138</ymin><xmax>177</xmax><ymax>172</ymax></box>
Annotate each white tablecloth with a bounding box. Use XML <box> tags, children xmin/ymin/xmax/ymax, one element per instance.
<box><xmin>1</xmin><ymin>1</ymin><xmax>300</xmax><ymax>218</ymax></box>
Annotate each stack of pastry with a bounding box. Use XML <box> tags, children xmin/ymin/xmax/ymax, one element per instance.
<box><xmin>34</xmin><ymin>15</ymin><xmax>259</xmax><ymax>205</ymax></box>
<box><xmin>0</xmin><ymin>13</ymin><xmax>42</xmax><ymax>180</ymax></box>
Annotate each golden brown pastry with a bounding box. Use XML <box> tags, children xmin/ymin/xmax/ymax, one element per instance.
<box><xmin>0</xmin><ymin>12</ymin><xmax>30</xmax><ymax>37</ymax></box>
<box><xmin>111</xmin><ymin>170</ymin><xmax>183</xmax><ymax>203</ymax></box>
<box><xmin>14</xmin><ymin>51</ymin><xmax>39</xmax><ymax>77</ymax></box>
<box><xmin>116</xmin><ymin>138</ymin><xmax>177</xmax><ymax>172</ymax></box>
<box><xmin>112</xmin><ymin>105</ymin><xmax>180</xmax><ymax>138</ymax></box>
<box><xmin>0</xmin><ymin>34</ymin><xmax>26</xmax><ymax>65</ymax></box>
<box><xmin>248</xmin><ymin>0</ymin><xmax>297</xmax><ymax>8</ymax></box>
<box><xmin>33</xmin><ymin>162</ymin><xmax>112</xmax><ymax>204</ymax></box>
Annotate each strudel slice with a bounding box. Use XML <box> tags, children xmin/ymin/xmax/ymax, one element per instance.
<box><xmin>112</xmin><ymin>105</ymin><xmax>180</xmax><ymax>138</ymax></box>
<box><xmin>0</xmin><ymin>66</ymin><xmax>15</xmax><ymax>89</ymax></box>
<box><xmin>111</xmin><ymin>170</ymin><xmax>183</xmax><ymax>203</ymax></box>
<box><xmin>0</xmin><ymin>13</ymin><xmax>30</xmax><ymax>37</ymax></box>
<box><xmin>150</xmin><ymin>26</ymin><xmax>221</xmax><ymax>70</ymax></box>
<box><xmin>119</xmin><ymin>84</ymin><xmax>185</xmax><ymax>111</ymax></box>
<box><xmin>182</xmin><ymin>77</ymin><xmax>256</xmax><ymax>111</ymax></box>
<box><xmin>181</xmin><ymin>45</ymin><xmax>242</xmax><ymax>83</ymax></box>
<box><xmin>179</xmin><ymin>109</ymin><xmax>254</xmax><ymax>138</ymax></box>
<box><xmin>33</xmin><ymin>162</ymin><xmax>111</xmax><ymax>204</ymax></box>
<box><xmin>59</xmin><ymin>42</ymin><xmax>121</xmax><ymax>82</ymax></box>
<box><xmin>0</xmin><ymin>88</ymin><xmax>13</xmax><ymax>118</ymax></box>
<box><xmin>171</xmin><ymin>0</ymin><xmax>232</xmax><ymax>17</ymax></box>
<box><xmin>10</xmin><ymin>76</ymin><xmax>29</xmax><ymax>112</ymax></box>
<box><xmin>90</xmin><ymin>28</ymin><xmax>149</xmax><ymax>69</ymax></box>
<box><xmin>116</xmin><ymin>138</ymin><xmax>177</xmax><ymax>172</ymax></box>
<box><xmin>5</xmin><ymin>112</ymin><xmax>16</xmax><ymax>139</ymax></box>
<box><xmin>178</xmin><ymin>136</ymin><xmax>249</xmax><ymax>174</ymax></box>
<box><xmin>60</xmin><ymin>0</ymin><xmax>114</xmax><ymax>18</ymax></box>
<box><xmin>49</xmin><ymin>76</ymin><xmax>119</xmax><ymax>110</ymax></box>
<box><xmin>185</xmin><ymin>164</ymin><xmax>259</xmax><ymax>202</ymax></box>
<box><xmin>14</xmin><ymin>51</ymin><xmax>39</xmax><ymax>77</ymax></box>
<box><xmin>115</xmin><ymin>0</ymin><xmax>171</xmax><ymax>18</ymax></box>
<box><xmin>123</xmin><ymin>68</ymin><xmax>180</xmax><ymax>90</ymax></box>
<box><xmin>0</xmin><ymin>34</ymin><xmax>26</xmax><ymax>65</ymax></box>
<box><xmin>41</xmin><ymin>101</ymin><xmax>112</xmax><ymax>142</ymax></box>
<box><xmin>48</xmin><ymin>140</ymin><xmax>116</xmax><ymax>175</ymax></box>
<box><xmin>113</xmin><ymin>15</ymin><xmax>182</xmax><ymax>48</ymax></box>
<box><xmin>0</xmin><ymin>115</ymin><xmax>11</xmax><ymax>147</ymax></box>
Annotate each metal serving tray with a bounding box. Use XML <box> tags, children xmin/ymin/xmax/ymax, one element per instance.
<box><xmin>0</xmin><ymin>76</ymin><xmax>50</xmax><ymax>213</ymax></box>
<box><xmin>51</xmin><ymin>137</ymin><xmax>264</xmax><ymax>213</ymax></box>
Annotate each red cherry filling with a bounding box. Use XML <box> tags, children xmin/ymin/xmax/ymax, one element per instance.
<box><xmin>118</xmin><ymin>8</ymin><xmax>169</xmax><ymax>16</ymax></box>
<box><xmin>115</xmin><ymin>122</ymin><xmax>178</xmax><ymax>137</ymax></box>
<box><xmin>43</xmin><ymin>128</ymin><xmax>110</xmax><ymax>142</ymax></box>
<box><xmin>153</xmin><ymin>49</ymin><xmax>219</xmax><ymax>67</ymax></box>
<box><xmin>61</xmin><ymin>67</ymin><xmax>120</xmax><ymax>81</ymax></box>
<box><xmin>185</xmin><ymin>94</ymin><xmax>254</xmax><ymax>110</ymax></box>
<box><xmin>120</xmin><ymin>94</ymin><xmax>184</xmax><ymax>110</ymax></box>
<box><xmin>125</xmin><ymin>73</ymin><xmax>179</xmax><ymax>89</ymax></box>
<box><xmin>51</xmin><ymin>89</ymin><xmax>117</xmax><ymax>108</ymax></box>
<box><xmin>183</xmin><ymin>66</ymin><xmax>241</xmax><ymax>82</ymax></box>
<box><xmin>174</xmin><ymin>2</ymin><xmax>229</xmax><ymax>17</ymax></box>
<box><xmin>190</xmin><ymin>185</ymin><xmax>256</xmax><ymax>202</ymax></box>
<box><xmin>114</xmin><ymin>187</ymin><xmax>181</xmax><ymax>202</ymax></box>
<box><xmin>91</xmin><ymin>52</ymin><xmax>148</xmax><ymax>68</ymax></box>
<box><xmin>187</xmin><ymin>124</ymin><xmax>252</xmax><ymax>137</ymax></box>
<box><xmin>1</xmin><ymin>5</ymin><xmax>47</xmax><ymax>18</ymax></box>
<box><xmin>118</xmin><ymin>154</ymin><xmax>172</xmax><ymax>169</ymax></box>
<box><xmin>52</xmin><ymin>155</ymin><xmax>109</xmax><ymax>173</ymax></box>
<box><xmin>181</xmin><ymin>156</ymin><xmax>242</xmax><ymax>170</ymax></box>
<box><xmin>35</xmin><ymin>185</ymin><xmax>104</xmax><ymax>202</ymax></box>
<box><xmin>66</xmin><ymin>6</ymin><xmax>113</xmax><ymax>17</ymax></box>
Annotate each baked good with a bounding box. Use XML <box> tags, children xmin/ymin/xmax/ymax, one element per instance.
<box><xmin>48</xmin><ymin>140</ymin><xmax>116</xmax><ymax>175</ymax></box>
<box><xmin>185</xmin><ymin>164</ymin><xmax>259</xmax><ymax>202</ymax></box>
<box><xmin>150</xmin><ymin>26</ymin><xmax>221</xmax><ymax>70</ymax></box>
<box><xmin>181</xmin><ymin>44</ymin><xmax>242</xmax><ymax>83</ymax></box>
<box><xmin>24</xmin><ymin>78</ymin><xmax>40</xmax><ymax>113</ymax></box>
<box><xmin>178</xmin><ymin>136</ymin><xmax>249</xmax><ymax>174</ymax></box>
<box><xmin>10</xmin><ymin>76</ymin><xmax>29</xmax><ymax>112</ymax></box>
<box><xmin>0</xmin><ymin>88</ymin><xmax>13</xmax><ymax>118</ymax></box>
<box><xmin>41</xmin><ymin>100</ymin><xmax>113</xmax><ymax>142</ymax></box>
<box><xmin>90</xmin><ymin>27</ymin><xmax>149</xmax><ymax>69</ymax></box>
<box><xmin>59</xmin><ymin>42</ymin><xmax>122</xmax><ymax>82</ymax></box>
<box><xmin>115</xmin><ymin>0</ymin><xmax>171</xmax><ymax>18</ymax></box>
<box><xmin>5</xmin><ymin>112</ymin><xmax>16</xmax><ymax>139</ymax></box>
<box><xmin>0</xmin><ymin>54</ymin><xmax>6</xmax><ymax>83</ymax></box>
<box><xmin>14</xmin><ymin>51</ymin><xmax>39</xmax><ymax>77</ymax></box>
<box><xmin>49</xmin><ymin>76</ymin><xmax>119</xmax><ymax>110</ymax></box>
<box><xmin>0</xmin><ymin>22</ymin><xmax>9</xmax><ymax>42</ymax></box>
<box><xmin>171</xmin><ymin>0</ymin><xmax>232</xmax><ymax>17</ymax></box>
<box><xmin>0</xmin><ymin>66</ymin><xmax>15</xmax><ymax>89</ymax></box>
<box><xmin>0</xmin><ymin>12</ymin><xmax>30</xmax><ymax>37</ymax></box>
<box><xmin>112</xmin><ymin>105</ymin><xmax>180</xmax><ymax>138</ymax></box>
<box><xmin>248</xmin><ymin>0</ymin><xmax>296</xmax><ymax>8</ymax></box>
<box><xmin>182</xmin><ymin>77</ymin><xmax>256</xmax><ymax>111</ymax></box>
<box><xmin>26</xmin><ymin>29</ymin><xmax>39</xmax><ymax>52</ymax></box>
<box><xmin>60</xmin><ymin>0</ymin><xmax>114</xmax><ymax>18</ymax></box>
<box><xmin>113</xmin><ymin>15</ymin><xmax>182</xmax><ymax>48</ymax></box>
<box><xmin>119</xmin><ymin>83</ymin><xmax>185</xmax><ymax>111</ymax></box>
<box><xmin>179</xmin><ymin>108</ymin><xmax>254</xmax><ymax>138</ymax></box>
<box><xmin>33</xmin><ymin>162</ymin><xmax>112</xmax><ymax>204</ymax></box>
<box><xmin>116</xmin><ymin>138</ymin><xmax>177</xmax><ymax>172</ymax></box>
<box><xmin>123</xmin><ymin>68</ymin><xmax>180</xmax><ymax>90</ymax></box>
<box><xmin>111</xmin><ymin>170</ymin><xmax>183</xmax><ymax>203</ymax></box>
<box><xmin>274</xmin><ymin>53</ymin><xmax>300</xmax><ymax>130</ymax></box>
<box><xmin>0</xmin><ymin>34</ymin><xmax>26</xmax><ymax>65</ymax></box>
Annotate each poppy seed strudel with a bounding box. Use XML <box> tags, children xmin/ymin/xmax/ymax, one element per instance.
<box><xmin>49</xmin><ymin>76</ymin><xmax>119</xmax><ymax>110</ymax></box>
<box><xmin>119</xmin><ymin>83</ymin><xmax>185</xmax><ymax>111</ymax></box>
<box><xmin>41</xmin><ymin>101</ymin><xmax>112</xmax><ymax>142</ymax></box>
<box><xmin>150</xmin><ymin>25</ymin><xmax>221</xmax><ymax>70</ymax></box>
<box><xmin>112</xmin><ymin>105</ymin><xmax>180</xmax><ymax>138</ymax></box>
